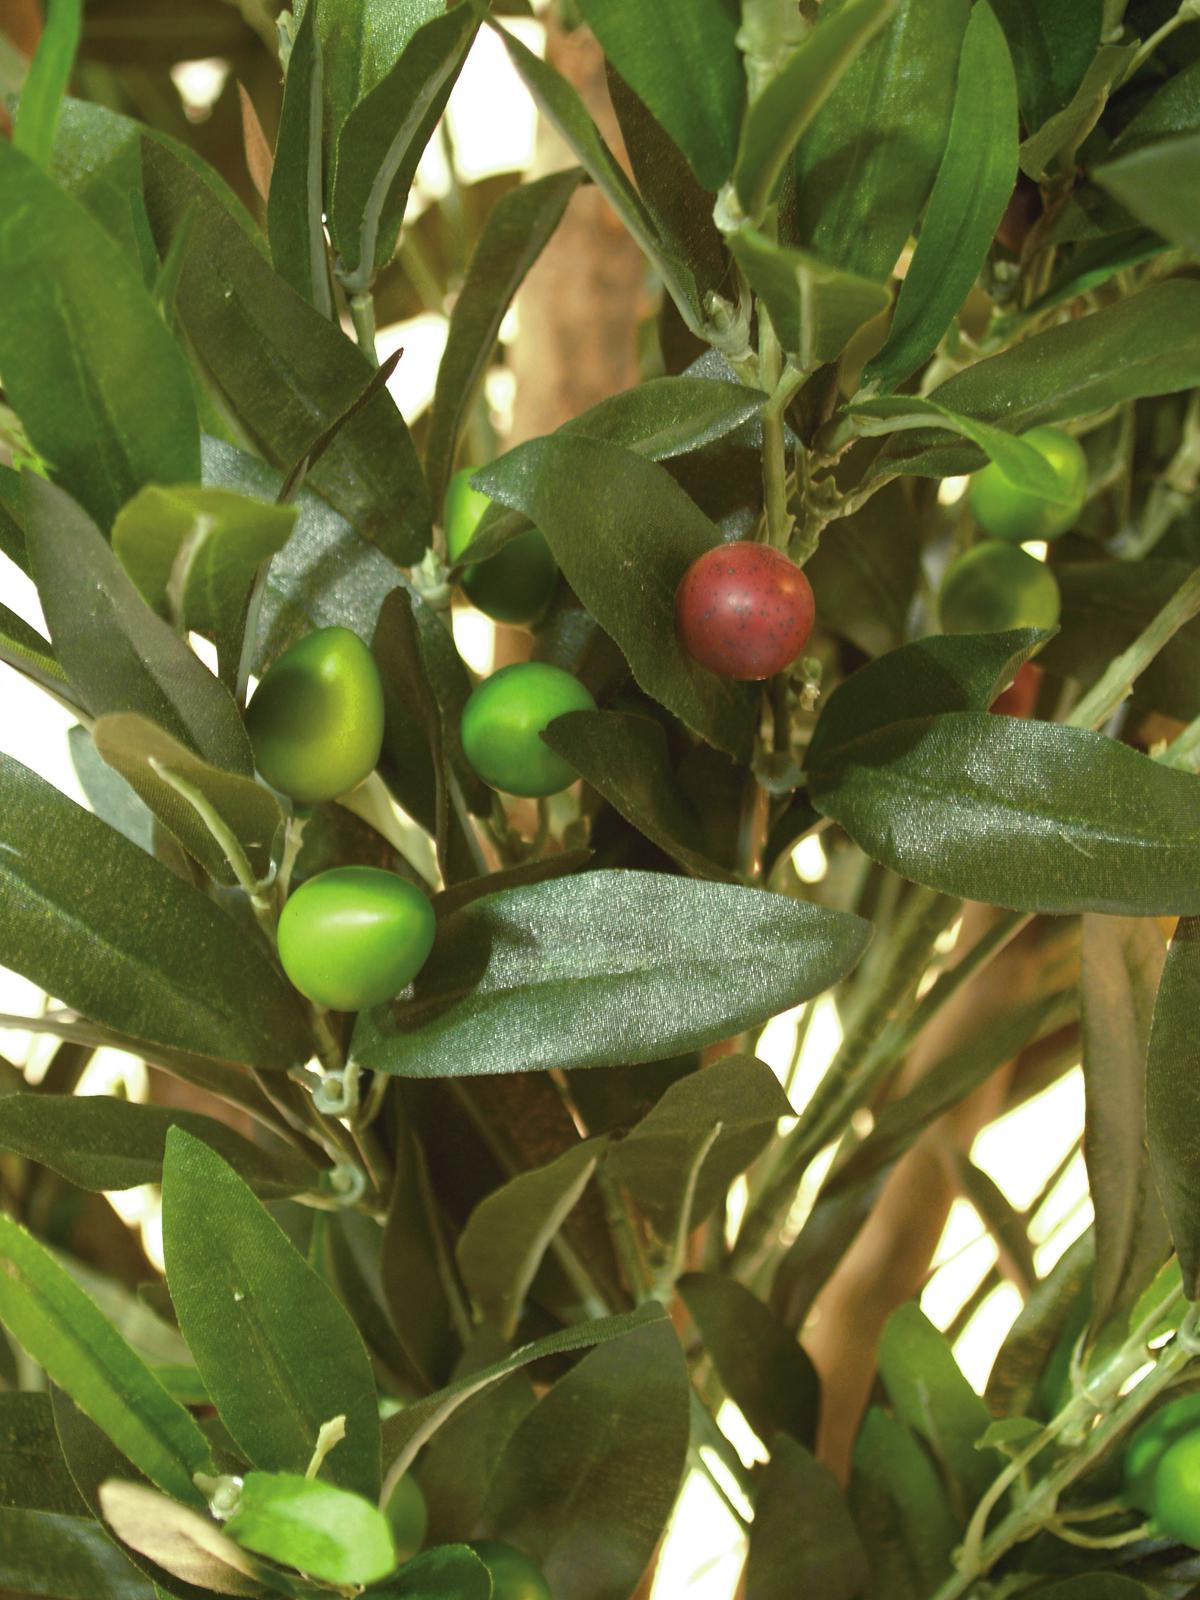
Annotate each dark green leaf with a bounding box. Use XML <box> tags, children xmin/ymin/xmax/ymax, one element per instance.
<box><xmin>574</xmin><ymin>0</ymin><xmax>743</xmax><ymax>191</ymax></box>
<box><xmin>354</xmin><ymin>872</ymin><xmax>870</xmax><ymax>1078</ymax></box>
<box><xmin>26</xmin><ymin>477</ymin><xmax>252</xmax><ymax>775</ymax></box>
<box><xmin>1020</xmin><ymin>44</ymin><xmax>1137</xmax><ymax>181</ymax></box>
<box><xmin>370</xmin><ymin>1544</ymin><xmax>492</xmax><ymax>1599</ymax></box>
<box><xmin>1096</xmin><ymin>132</ymin><xmax>1200</xmax><ymax>256</ymax></box>
<box><xmin>985</xmin><ymin>1231</ymin><xmax>1094</xmax><ymax>1417</ymax></box>
<box><xmin>0</xmin><ymin>1506</ymin><xmax>158</xmax><ymax>1600</ymax></box>
<box><xmin>0</xmin><ymin>141</ymin><xmax>199</xmax><ymax>530</ymax></box>
<box><xmin>803</xmin><ymin>482</ymin><xmax>919</xmax><ymax>658</ymax></box>
<box><xmin>314</xmin><ymin>0</ymin><xmax>443</xmax><ymax>156</ymax></box>
<box><xmin>140</xmin><ymin>138</ymin><xmax>430</xmax><ymax>566</ymax></box>
<box><xmin>1111</xmin><ymin>57</ymin><xmax>1200</xmax><ymax>152</ymax></box>
<box><xmin>728</xmin><ymin>227</ymin><xmax>890</xmax><ymax>365</ymax></box>
<box><xmin>608</xmin><ymin>1056</ymin><xmax>793</xmax><ymax>1240</ymax></box>
<box><xmin>0</xmin><ymin>1393</ymin><xmax>85</xmax><ymax>1514</ymax></box>
<box><xmin>97</xmin><ymin>1479</ymin><xmax>270</xmax><ymax>1597</ymax></box>
<box><xmin>678</xmin><ymin>1274</ymin><xmax>819</xmax><ymax>1448</ymax></box>
<box><xmin>1082</xmin><ymin>915</ymin><xmax>1170</xmax><ymax>1336</ymax></box>
<box><xmin>0</xmin><ymin>597</ymin><xmax>70</xmax><ymax>702</ymax></box>
<box><xmin>0</xmin><ymin>1095</ymin><xmax>318</xmax><ymax>1200</ymax></box>
<box><xmin>790</xmin><ymin>0</ymin><xmax>970</xmax><ymax>280</ymax></box>
<box><xmin>475</xmin><ymin>435</ymin><xmax>755</xmax><ymax>757</ymax></box>
<box><xmin>11</xmin><ymin>0</ymin><xmax>81</xmax><ymax>170</ymax></box>
<box><xmin>225</xmin><ymin>1472</ymin><xmax>395</xmax><ymax>1586</ymax></box>
<box><xmin>1031</xmin><ymin>1580</ymin><xmax>1157</xmax><ymax>1600</ymax></box>
<box><xmin>0</xmin><ymin>754</ymin><xmax>312</xmax><ymax>1071</ymax></box>
<box><xmin>425</xmin><ymin>169</ymin><xmax>585</xmax><ymax>512</ymax></box>
<box><xmin>810</xmin><ymin>712</ymin><xmax>1200</xmax><ymax>916</ymax></box>
<box><xmin>1147</xmin><ymin>918</ymin><xmax>1200</xmax><ymax>1298</ymax></box>
<box><xmin>988</xmin><ymin>0</ymin><xmax>1104</xmax><ymax>131</ymax></box>
<box><xmin>745</xmin><ymin>1434</ymin><xmax>868</xmax><ymax>1600</ymax></box>
<box><xmin>268</xmin><ymin>0</ymin><xmax>331</xmax><ymax>314</ymax></box>
<box><xmin>845</xmin><ymin>396</ymin><xmax>1066</xmax><ymax>497</ymax></box>
<box><xmin>162</xmin><ymin>1130</ymin><xmax>382</xmax><ymax>1499</ymax></box>
<box><xmin>0</xmin><ymin>1214</ymin><xmax>213</xmax><ymax>1506</ymax></box>
<box><xmin>864</xmin><ymin>3</ymin><xmax>1019</xmax><ymax>392</ymax></box>
<box><xmin>68</xmin><ymin>726</ymin><xmax>155</xmax><ymax>855</ymax></box>
<box><xmin>849</xmin><ymin>1408</ymin><xmax>958</xmax><ymax>1599</ymax></box>
<box><xmin>382</xmin><ymin>1119</ymin><xmax>456</xmax><ymax>1390</ymax></box>
<box><xmin>481</xmin><ymin>1317</ymin><xmax>688</xmax><ymax>1600</ymax></box>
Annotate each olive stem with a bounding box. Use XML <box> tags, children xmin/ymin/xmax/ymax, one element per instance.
<box><xmin>655</xmin><ymin>1121</ymin><xmax>723</xmax><ymax>1302</ymax></box>
<box><xmin>147</xmin><ymin>760</ymin><xmax>276</xmax><ymax>937</ymax></box>
<box><xmin>1158</xmin><ymin>714</ymin><xmax>1200</xmax><ymax>771</ymax></box>
<box><xmin>348</xmin><ymin>291</ymin><xmax>378</xmax><ymax>365</ymax></box>
<box><xmin>1044</xmin><ymin>1516</ymin><xmax>1152</xmax><ymax>1549</ymax></box>
<box><xmin>1065</xmin><ymin>566</ymin><xmax>1200</xmax><ymax>732</ymax></box>
<box><xmin>761</xmin><ymin>350</ymin><xmax>806</xmax><ymax>550</ymax></box>
<box><xmin>598</xmin><ymin>1164</ymin><xmax>653</xmax><ymax>1304</ymax></box>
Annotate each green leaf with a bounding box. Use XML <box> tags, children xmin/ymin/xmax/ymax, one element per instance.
<box><xmin>268</xmin><ymin>0</ymin><xmax>331</xmax><ymax>314</ymax></box>
<box><xmin>481</xmin><ymin>1317</ymin><xmax>688</xmax><ymax>1600</ymax></box>
<box><xmin>790</xmin><ymin>0</ymin><xmax>970</xmax><ymax>281</ymax></box>
<box><xmin>0</xmin><ymin>1506</ymin><xmax>158</xmax><ymax>1600</ymax></box>
<box><xmin>112</xmin><ymin>485</ymin><xmax>298</xmax><ymax>687</ymax></box>
<box><xmin>97</xmin><ymin>1480</ymin><xmax>267</xmax><ymax>1598</ymax></box>
<box><xmin>1019</xmin><ymin>43</ymin><xmax>1137</xmax><ymax>181</ymax></box>
<box><xmin>0</xmin><ymin>753</ymin><xmax>312</xmax><ymax>1072</ymax></box>
<box><xmin>12</xmin><ymin>0</ymin><xmax>81</xmax><ymax>170</ymax></box>
<box><xmin>608</xmin><ymin>1056</ymin><xmax>793</xmax><ymax>1240</ymax></box>
<box><xmin>458</xmin><ymin>1142</ymin><xmax>602</xmax><ymax>1340</ymax></box>
<box><xmin>314</xmin><ymin>0</ymin><xmax>443</xmax><ymax>156</ymax></box>
<box><xmin>354</xmin><ymin>872</ymin><xmax>870</xmax><ymax>1078</ymax></box>
<box><xmin>678</xmin><ymin>1274</ymin><xmax>819</xmax><ymax>1448</ymax></box>
<box><xmin>542</xmin><ymin>710</ymin><xmax>737</xmax><ymax>881</ymax></box>
<box><xmin>1095</xmin><ymin>132</ymin><xmax>1200</xmax><ymax>257</ymax></box>
<box><xmin>368</xmin><ymin>1545</ymin><xmax>492</xmax><ymax>1599</ymax></box>
<box><xmin>1081</xmin><ymin>915</ymin><xmax>1170</xmax><ymax>1337</ymax></box>
<box><xmin>68</xmin><ymin>726</ymin><xmax>155</xmax><ymax>856</ymax></box>
<box><xmin>849</xmin><ymin>1408</ymin><xmax>958</xmax><ymax>1599</ymax></box>
<box><xmin>225</xmin><ymin>1472</ymin><xmax>395</xmax><ymax>1586</ymax></box>
<box><xmin>25</xmin><ymin>477</ymin><xmax>253</xmax><ymax>775</ymax></box>
<box><xmin>809</xmin><ymin>712</ymin><xmax>1200</xmax><ymax>916</ymax></box>
<box><xmin>877</xmin><ymin>1304</ymin><xmax>995</xmax><ymax>1522</ymax></box>
<box><xmin>0</xmin><ymin>1094</ymin><xmax>318</xmax><ymax>1200</ymax></box>
<box><xmin>162</xmin><ymin>1130</ymin><xmax>382</xmax><ymax>1499</ymax></box>
<box><xmin>0</xmin><ymin>1392</ymin><xmax>86</xmax><ymax>1513</ymax></box>
<box><xmin>140</xmin><ymin>138</ymin><xmax>430</xmax><ymax>566</ymax></box>
<box><xmin>734</xmin><ymin>0</ymin><xmax>895</xmax><ymax>224</ymax></box>
<box><xmin>330</xmin><ymin>4</ymin><xmax>480</xmax><ymax>280</ymax></box>
<box><xmin>382</xmin><ymin>1119</ymin><xmax>456</xmax><ymax>1390</ymax></box>
<box><xmin>844</xmin><ymin>397</ymin><xmax>1067</xmax><ymax>499</ymax></box>
<box><xmin>425</xmin><ymin>169</ymin><xmax>584</xmax><ymax>512</ymax></box>
<box><xmin>0</xmin><ymin>140</ymin><xmax>199</xmax><ymax>531</ymax></box>
<box><xmin>728</xmin><ymin>227</ymin><xmax>890</xmax><ymax>366</ymax></box>
<box><xmin>0</xmin><ymin>1213</ymin><xmax>213</xmax><ymax>1506</ymax></box>
<box><xmin>745</xmin><ymin>1435</ymin><xmax>868</xmax><ymax>1600</ymax></box>
<box><xmin>988</xmin><ymin>0</ymin><xmax>1104</xmax><ymax>132</ymax></box>
<box><xmin>1031</xmin><ymin>1580</ymin><xmax>1158</xmax><ymax>1600</ymax></box>
<box><xmin>1147</xmin><ymin>918</ymin><xmax>1200</xmax><ymax>1298</ymax></box>
<box><xmin>864</xmin><ymin>3</ymin><xmax>1019</xmax><ymax>392</ymax></box>
<box><xmin>803</xmin><ymin>481</ymin><xmax>919</xmax><ymax>658</ymax></box>
<box><xmin>1111</xmin><ymin>57</ymin><xmax>1200</xmax><ymax>153</ymax></box>
<box><xmin>574</xmin><ymin>0</ymin><xmax>743</xmax><ymax>191</ymax></box>
<box><xmin>0</xmin><ymin>597</ymin><xmax>70</xmax><ymax>702</ymax></box>
<box><xmin>985</xmin><ymin>1232</ymin><xmax>1093</xmax><ymax>1418</ymax></box>
<box><xmin>474</xmin><ymin>435</ymin><xmax>755</xmax><ymax>758</ymax></box>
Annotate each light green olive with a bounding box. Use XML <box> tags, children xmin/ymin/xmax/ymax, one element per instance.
<box><xmin>276</xmin><ymin>867</ymin><xmax>435</xmax><ymax>1012</ymax></box>
<box><xmin>445</xmin><ymin>468</ymin><xmax>558</xmax><ymax>627</ymax></box>
<box><xmin>938</xmin><ymin>542</ymin><xmax>1061</xmax><ymax>634</ymax></box>
<box><xmin>468</xmin><ymin>1540</ymin><xmax>553</xmax><ymax>1600</ymax></box>
<box><xmin>460</xmin><ymin>662</ymin><xmax>595</xmax><ymax>798</ymax></box>
<box><xmin>382</xmin><ymin>1473</ymin><xmax>428</xmax><ymax>1564</ymax></box>
<box><xmin>969</xmin><ymin>425</ymin><xmax>1087</xmax><ymax>543</ymax></box>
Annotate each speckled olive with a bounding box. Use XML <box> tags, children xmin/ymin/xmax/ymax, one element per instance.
<box><xmin>1124</xmin><ymin>1393</ymin><xmax>1200</xmax><ymax>1514</ymax></box>
<box><xmin>675</xmin><ymin>541</ymin><xmax>815</xmax><ymax>680</ymax></box>
<box><xmin>246</xmin><ymin>626</ymin><xmax>384</xmax><ymax>805</ymax></box>
<box><xmin>460</xmin><ymin>661</ymin><xmax>595</xmax><ymax>797</ymax></box>
<box><xmin>969</xmin><ymin>425</ymin><xmax>1087</xmax><ymax>543</ymax></box>
<box><xmin>468</xmin><ymin>1541</ymin><xmax>553</xmax><ymax>1600</ymax></box>
<box><xmin>446</xmin><ymin>468</ymin><xmax>559</xmax><ymax>626</ymax></box>
<box><xmin>938</xmin><ymin>542</ymin><xmax>1061</xmax><ymax>634</ymax></box>
<box><xmin>276</xmin><ymin>867</ymin><xmax>435</xmax><ymax>1012</ymax></box>
<box><xmin>382</xmin><ymin>1473</ymin><xmax>427</xmax><ymax>1564</ymax></box>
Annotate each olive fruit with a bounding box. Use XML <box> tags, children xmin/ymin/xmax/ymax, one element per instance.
<box><xmin>969</xmin><ymin>426</ymin><xmax>1087</xmax><ymax>544</ymax></box>
<box><xmin>990</xmin><ymin>661</ymin><xmax>1044</xmax><ymax>718</ymax></box>
<box><xmin>1124</xmin><ymin>1392</ymin><xmax>1200</xmax><ymax>1514</ymax></box>
<box><xmin>246</xmin><ymin>626</ymin><xmax>384</xmax><ymax>805</ymax></box>
<box><xmin>460</xmin><ymin>661</ymin><xmax>595</xmax><ymax>797</ymax></box>
<box><xmin>446</xmin><ymin>468</ymin><xmax>558</xmax><ymax>626</ymax></box>
<box><xmin>938</xmin><ymin>542</ymin><xmax>1061</xmax><ymax>634</ymax></box>
<box><xmin>675</xmin><ymin>541</ymin><xmax>815</xmax><ymax>680</ymax></box>
<box><xmin>468</xmin><ymin>1540</ymin><xmax>553</xmax><ymax>1600</ymax></box>
<box><xmin>276</xmin><ymin>867</ymin><xmax>435</xmax><ymax>1011</ymax></box>
<box><xmin>382</xmin><ymin>1473</ymin><xmax>427</xmax><ymax>1564</ymax></box>
<box><xmin>1147</xmin><ymin>1428</ymin><xmax>1200</xmax><ymax>1548</ymax></box>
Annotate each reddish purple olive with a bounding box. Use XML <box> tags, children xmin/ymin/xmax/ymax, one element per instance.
<box><xmin>675</xmin><ymin>542</ymin><xmax>815</xmax><ymax>680</ymax></box>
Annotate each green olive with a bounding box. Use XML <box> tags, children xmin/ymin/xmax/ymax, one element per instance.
<box><xmin>468</xmin><ymin>1540</ymin><xmax>553</xmax><ymax>1600</ymax></box>
<box><xmin>382</xmin><ymin>1473</ymin><xmax>427</xmax><ymax>1564</ymax></box>
<box><xmin>460</xmin><ymin>661</ymin><xmax>595</xmax><ymax>798</ymax></box>
<box><xmin>938</xmin><ymin>542</ymin><xmax>1061</xmax><ymax>634</ymax></box>
<box><xmin>1148</xmin><ymin>1428</ymin><xmax>1200</xmax><ymax>1548</ymax></box>
<box><xmin>445</xmin><ymin>468</ymin><xmax>559</xmax><ymax>627</ymax></box>
<box><xmin>968</xmin><ymin>425</ymin><xmax>1087</xmax><ymax>544</ymax></box>
<box><xmin>1123</xmin><ymin>1392</ymin><xmax>1200</xmax><ymax>1514</ymax></box>
<box><xmin>276</xmin><ymin>867</ymin><xmax>435</xmax><ymax>1012</ymax></box>
<box><xmin>246</xmin><ymin>626</ymin><xmax>384</xmax><ymax>805</ymax></box>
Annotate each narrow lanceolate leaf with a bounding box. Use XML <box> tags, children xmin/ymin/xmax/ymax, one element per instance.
<box><xmin>810</xmin><ymin>711</ymin><xmax>1200</xmax><ymax>916</ymax></box>
<box><xmin>849</xmin><ymin>1407</ymin><xmax>959</xmax><ymax>1597</ymax></box>
<box><xmin>0</xmin><ymin>600</ymin><xmax>70</xmax><ymax>703</ymax></box>
<box><xmin>574</xmin><ymin>0</ymin><xmax>744</xmax><ymax>191</ymax></box>
<box><xmin>162</xmin><ymin>1131</ymin><xmax>382</xmax><ymax>1500</ymax></box>
<box><xmin>25</xmin><ymin>477</ymin><xmax>253</xmax><ymax>776</ymax></box>
<box><xmin>11</xmin><ymin>0</ymin><xmax>81</xmax><ymax>170</ymax></box>
<box><xmin>387</xmin><ymin>1545</ymin><xmax>492</xmax><ymax>1599</ymax></box>
<box><xmin>482</xmin><ymin>1318</ymin><xmax>689</xmax><ymax>1600</ymax></box>
<box><xmin>734</xmin><ymin>0</ymin><xmax>895</xmax><ymax>224</ymax></box>
<box><xmin>0</xmin><ymin>1507</ymin><xmax>157</xmax><ymax>1600</ymax></box>
<box><xmin>93</xmin><ymin>713</ymin><xmax>283</xmax><ymax>886</ymax></box>
<box><xmin>224</xmin><ymin>1472</ymin><xmax>395</xmax><ymax>1587</ymax></box>
<box><xmin>0</xmin><ymin>1095</ymin><xmax>319</xmax><ymax>1200</ymax></box>
<box><xmin>864</xmin><ymin>3</ymin><xmax>1019</xmax><ymax>392</ymax></box>
<box><xmin>1147</xmin><ymin>919</ymin><xmax>1200</xmax><ymax>1299</ymax></box>
<box><xmin>0</xmin><ymin>754</ymin><xmax>312</xmax><ymax>1072</ymax></box>
<box><xmin>97</xmin><ymin>1481</ymin><xmax>265</xmax><ymax>1598</ymax></box>
<box><xmin>0</xmin><ymin>1214</ymin><xmax>213</xmax><ymax>1507</ymax></box>
<box><xmin>1019</xmin><ymin>43</ymin><xmax>1136</xmax><ymax>181</ymax></box>
<box><xmin>315</xmin><ymin>0</ymin><xmax>443</xmax><ymax>157</ymax></box>
<box><xmin>791</xmin><ymin>0</ymin><xmax>970</xmax><ymax>281</ymax></box>
<box><xmin>353</xmin><ymin>872</ymin><xmax>870</xmax><ymax>1078</ymax></box>
<box><xmin>1082</xmin><ymin>916</ymin><xmax>1170</xmax><ymax>1337</ymax></box>
<box><xmin>0</xmin><ymin>141</ymin><xmax>199</xmax><ymax>530</ymax></box>
<box><xmin>475</xmin><ymin>435</ymin><xmax>755</xmax><ymax>758</ymax></box>
<box><xmin>330</xmin><ymin>4</ymin><xmax>480</xmax><ymax>280</ymax></box>
<box><xmin>844</xmin><ymin>398</ymin><xmax>1065</xmax><ymax>500</ymax></box>
<box><xmin>987</xmin><ymin>0</ymin><xmax>1103</xmax><ymax>132</ymax></box>
<box><xmin>140</xmin><ymin>138</ymin><xmax>431</xmax><ymax>565</ymax></box>
<box><xmin>425</xmin><ymin>169</ymin><xmax>585</xmax><ymax>512</ymax></box>
<box><xmin>457</xmin><ymin>1142</ymin><xmax>602</xmax><ymax>1339</ymax></box>
<box><xmin>1095</xmin><ymin>133</ymin><xmax>1200</xmax><ymax>259</ymax></box>
<box><xmin>268</xmin><ymin>0</ymin><xmax>330</xmax><ymax>314</ymax></box>
<box><xmin>745</xmin><ymin>1436</ymin><xmax>868</xmax><ymax>1600</ymax></box>
<box><xmin>727</xmin><ymin>228</ymin><xmax>890</xmax><ymax>367</ymax></box>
